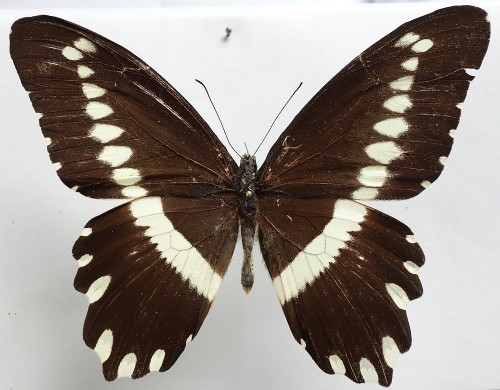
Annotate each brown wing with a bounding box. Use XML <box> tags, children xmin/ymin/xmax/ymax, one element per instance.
<box><xmin>258</xmin><ymin>197</ymin><xmax>424</xmax><ymax>386</ymax></box>
<box><xmin>72</xmin><ymin>195</ymin><xmax>238</xmax><ymax>380</ymax></box>
<box><xmin>10</xmin><ymin>15</ymin><xmax>237</xmax><ymax>199</ymax></box>
<box><xmin>257</xmin><ymin>6</ymin><xmax>490</xmax><ymax>201</ymax></box>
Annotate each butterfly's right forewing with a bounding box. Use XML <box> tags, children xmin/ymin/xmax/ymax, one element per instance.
<box><xmin>257</xmin><ymin>6</ymin><xmax>490</xmax><ymax>201</ymax></box>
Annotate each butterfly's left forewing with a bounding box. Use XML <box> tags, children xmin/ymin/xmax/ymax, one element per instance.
<box><xmin>10</xmin><ymin>15</ymin><xmax>237</xmax><ymax>199</ymax></box>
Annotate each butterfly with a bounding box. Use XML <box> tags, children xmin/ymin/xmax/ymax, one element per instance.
<box><xmin>9</xmin><ymin>6</ymin><xmax>490</xmax><ymax>386</ymax></box>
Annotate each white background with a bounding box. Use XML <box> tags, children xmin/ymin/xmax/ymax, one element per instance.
<box><xmin>1</xmin><ymin>1</ymin><xmax>499</xmax><ymax>389</ymax></box>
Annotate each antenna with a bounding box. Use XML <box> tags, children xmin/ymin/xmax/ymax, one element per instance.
<box><xmin>195</xmin><ymin>79</ymin><xmax>241</xmax><ymax>158</ymax></box>
<box><xmin>253</xmin><ymin>82</ymin><xmax>303</xmax><ymax>156</ymax></box>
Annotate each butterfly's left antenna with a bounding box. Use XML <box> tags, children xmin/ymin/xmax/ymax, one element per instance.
<box><xmin>253</xmin><ymin>82</ymin><xmax>303</xmax><ymax>156</ymax></box>
<box><xmin>195</xmin><ymin>79</ymin><xmax>241</xmax><ymax>159</ymax></box>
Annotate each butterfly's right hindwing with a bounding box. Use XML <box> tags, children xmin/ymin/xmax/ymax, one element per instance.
<box><xmin>257</xmin><ymin>197</ymin><xmax>424</xmax><ymax>386</ymax></box>
<box><xmin>10</xmin><ymin>16</ymin><xmax>237</xmax><ymax>199</ymax></box>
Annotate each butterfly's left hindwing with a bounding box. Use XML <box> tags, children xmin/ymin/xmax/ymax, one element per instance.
<box><xmin>10</xmin><ymin>16</ymin><xmax>237</xmax><ymax>199</ymax></box>
<box><xmin>73</xmin><ymin>196</ymin><xmax>239</xmax><ymax>380</ymax></box>
<box><xmin>257</xmin><ymin>197</ymin><xmax>424</xmax><ymax>386</ymax></box>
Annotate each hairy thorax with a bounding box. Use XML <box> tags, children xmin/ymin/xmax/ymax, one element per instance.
<box><xmin>237</xmin><ymin>153</ymin><xmax>257</xmax><ymax>218</ymax></box>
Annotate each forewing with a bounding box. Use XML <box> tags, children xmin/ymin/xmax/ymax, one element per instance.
<box><xmin>72</xmin><ymin>195</ymin><xmax>238</xmax><ymax>380</ymax></box>
<box><xmin>258</xmin><ymin>197</ymin><xmax>424</xmax><ymax>386</ymax></box>
<box><xmin>10</xmin><ymin>16</ymin><xmax>237</xmax><ymax>199</ymax></box>
<box><xmin>258</xmin><ymin>6</ymin><xmax>490</xmax><ymax>200</ymax></box>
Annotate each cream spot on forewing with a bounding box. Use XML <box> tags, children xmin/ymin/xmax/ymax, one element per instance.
<box><xmin>53</xmin><ymin>162</ymin><xmax>62</xmax><ymax>171</ymax></box>
<box><xmin>86</xmin><ymin>275</ymin><xmax>111</xmax><ymax>303</ymax></box>
<box><xmin>86</xmin><ymin>102</ymin><xmax>113</xmax><ymax>120</ymax></box>
<box><xmin>389</xmin><ymin>75</ymin><xmax>414</xmax><ymax>91</ymax></box>
<box><xmin>98</xmin><ymin>146</ymin><xmax>132</xmax><ymax>167</ymax></box>
<box><xmin>186</xmin><ymin>334</ymin><xmax>193</xmax><ymax>344</ymax></box>
<box><xmin>421</xmin><ymin>180</ymin><xmax>431</xmax><ymax>188</ymax></box>
<box><xmin>358</xmin><ymin>165</ymin><xmax>388</xmax><ymax>187</ymax></box>
<box><xmin>149</xmin><ymin>349</ymin><xmax>165</xmax><ymax>372</ymax></box>
<box><xmin>365</xmin><ymin>141</ymin><xmax>403</xmax><ymax>164</ymax></box>
<box><xmin>37</xmin><ymin>113</ymin><xmax>43</xmax><ymax>119</ymax></box>
<box><xmin>439</xmin><ymin>156</ymin><xmax>448</xmax><ymax>165</ymax></box>
<box><xmin>412</xmin><ymin>39</ymin><xmax>433</xmax><ymax>53</ymax></box>
<box><xmin>382</xmin><ymin>336</ymin><xmax>401</xmax><ymax>368</ymax></box>
<box><xmin>374</xmin><ymin>117</ymin><xmax>409</xmax><ymax>138</ymax></box>
<box><xmin>71</xmin><ymin>185</ymin><xmax>79</xmax><ymax>191</ymax></box>
<box><xmin>386</xmin><ymin>283</ymin><xmax>409</xmax><ymax>310</ymax></box>
<box><xmin>81</xmin><ymin>227</ymin><xmax>92</xmax><ymax>236</ymax></box>
<box><xmin>352</xmin><ymin>187</ymin><xmax>378</xmax><ymax>200</ymax></box>
<box><xmin>113</xmin><ymin>168</ymin><xmax>141</xmax><ymax>186</ymax></box>
<box><xmin>90</xmin><ymin>123</ymin><xmax>124</xmax><ymax>143</ymax></box>
<box><xmin>272</xmin><ymin>200</ymin><xmax>366</xmax><ymax>304</ymax></box>
<box><xmin>456</xmin><ymin>102</ymin><xmax>464</xmax><ymax>110</ymax></box>
<box><xmin>77</xmin><ymin>254</ymin><xmax>93</xmax><ymax>268</ymax></box>
<box><xmin>465</xmin><ymin>68</ymin><xmax>478</xmax><ymax>77</ymax></box>
<box><xmin>130</xmin><ymin>197</ymin><xmax>222</xmax><ymax>301</ymax></box>
<box><xmin>94</xmin><ymin>329</ymin><xmax>113</xmax><ymax>363</ymax></box>
<box><xmin>122</xmin><ymin>186</ymin><xmax>147</xmax><ymax>198</ymax></box>
<box><xmin>404</xmin><ymin>261</ymin><xmax>420</xmax><ymax>274</ymax></box>
<box><xmin>82</xmin><ymin>83</ymin><xmax>106</xmax><ymax>99</ymax></box>
<box><xmin>449</xmin><ymin>129</ymin><xmax>456</xmax><ymax>138</ymax></box>
<box><xmin>395</xmin><ymin>32</ymin><xmax>420</xmax><ymax>47</ymax></box>
<box><xmin>333</xmin><ymin>199</ymin><xmax>366</xmax><ymax>223</ymax></box>
<box><xmin>329</xmin><ymin>354</ymin><xmax>346</xmax><ymax>375</ymax></box>
<box><xmin>383</xmin><ymin>94</ymin><xmax>412</xmax><ymax>113</ymax></box>
<box><xmin>62</xmin><ymin>46</ymin><xmax>83</xmax><ymax>60</ymax></box>
<box><xmin>300</xmin><ymin>339</ymin><xmax>306</xmax><ymax>348</ymax></box>
<box><xmin>74</xmin><ymin>37</ymin><xmax>97</xmax><ymax>53</ymax></box>
<box><xmin>405</xmin><ymin>234</ymin><xmax>417</xmax><ymax>244</ymax></box>
<box><xmin>401</xmin><ymin>57</ymin><xmax>418</xmax><ymax>71</ymax></box>
<box><xmin>77</xmin><ymin>65</ymin><xmax>95</xmax><ymax>78</ymax></box>
<box><xmin>45</xmin><ymin>137</ymin><xmax>52</xmax><ymax>146</ymax></box>
<box><xmin>360</xmin><ymin>357</ymin><xmax>379</xmax><ymax>383</ymax></box>
<box><xmin>117</xmin><ymin>353</ymin><xmax>137</xmax><ymax>378</ymax></box>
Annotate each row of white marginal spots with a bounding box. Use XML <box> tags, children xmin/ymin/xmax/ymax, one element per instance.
<box><xmin>75</xmin><ymin>197</ymin><xmax>222</xmax><ymax>377</ymax></box>
<box><xmin>274</xmin><ymin>200</ymin><xmax>420</xmax><ymax>384</ymax></box>
<box><xmin>353</xmin><ymin>31</ymin><xmax>457</xmax><ymax>200</ymax></box>
<box><xmin>92</xmin><ymin>329</ymin><xmax>194</xmax><ymax>378</ymax></box>
<box><xmin>48</xmin><ymin>37</ymin><xmax>147</xmax><ymax>198</ymax></box>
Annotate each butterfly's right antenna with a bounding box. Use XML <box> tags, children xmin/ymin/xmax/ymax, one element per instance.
<box><xmin>195</xmin><ymin>79</ymin><xmax>241</xmax><ymax>158</ymax></box>
<box><xmin>253</xmin><ymin>82</ymin><xmax>303</xmax><ymax>156</ymax></box>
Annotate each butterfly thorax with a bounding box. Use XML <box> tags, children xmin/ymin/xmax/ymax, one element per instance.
<box><xmin>237</xmin><ymin>153</ymin><xmax>257</xmax><ymax>218</ymax></box>
<box><xmin>237</xmin><ymin>153</ymin><xmax>258</xmax><ymax>293</ymax></box>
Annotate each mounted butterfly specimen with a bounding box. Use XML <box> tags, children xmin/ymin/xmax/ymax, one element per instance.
<box><xmin>9</xmin><ymin>6</ymin><xmax>490</xmax><ymax>386</ymax></box>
